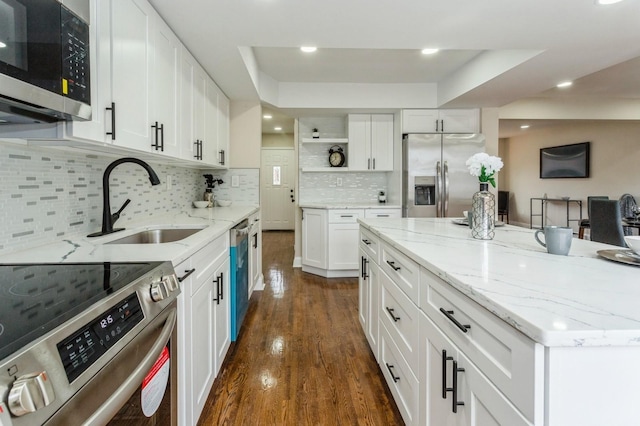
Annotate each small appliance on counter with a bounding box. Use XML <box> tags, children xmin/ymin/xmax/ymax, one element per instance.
<box><xmin>378</xmin><ymin>191</ymin><xmax>387</xmax><ymax>203</ymax></box>
<box><xmin>203</xmin><ymin>175</ymin><xmax>224</xmax><ymax>208</ymax></box>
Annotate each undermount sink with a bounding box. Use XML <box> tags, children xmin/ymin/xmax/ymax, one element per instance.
<box><xmin>105</xmin><ymin>227</ymin><xmax>206</xmax><ymax>245</ymax></box>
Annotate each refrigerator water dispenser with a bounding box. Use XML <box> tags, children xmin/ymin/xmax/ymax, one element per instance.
<box><xmin>414</xmin><ymin>176</ymin><xmax>435</xmax><ymax>205</ymax></box>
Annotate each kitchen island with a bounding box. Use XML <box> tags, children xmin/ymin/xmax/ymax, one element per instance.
<box><xmin>359</xmin><ymin>217</ymin><xmax>640</xmax><ymax>426</ymax></box>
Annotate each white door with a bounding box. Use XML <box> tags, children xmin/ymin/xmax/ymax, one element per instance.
<box><xmin>261</xmin><ymin>148</ymin><xmax>296</xmax><ymax>230</ymax></box>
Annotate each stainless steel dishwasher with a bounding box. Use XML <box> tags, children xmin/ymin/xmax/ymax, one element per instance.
<box><xmin>230</xmin><ymin>220</ymin><xmax>250</xmax><ymax>341</ymax></box>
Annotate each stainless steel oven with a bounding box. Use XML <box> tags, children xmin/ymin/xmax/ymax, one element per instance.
<box><xmin>0</xmin><ymin>261</ymin><xmax>179</xmax><ymax>426</ymax></box>
<box><xmin>0</xmin><ymin>0</ymin><xmax>91</xmax><ymax>122</ymax></box>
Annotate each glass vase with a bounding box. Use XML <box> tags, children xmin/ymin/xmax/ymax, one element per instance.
<box><xmin>471</xmin><ymin>183</ymin><xmax>495</xmax><ymax>240</ymax></box>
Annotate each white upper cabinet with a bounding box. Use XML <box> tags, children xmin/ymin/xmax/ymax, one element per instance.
<box><xmin>66</xmin><ymin>0</ymin><xmax>230</xmax><ymax>167</ymax></box>
<box><xmin>348</xmin><ymin>114</ymin><xmax>394</xmax><ymax>171</ymax></box>
<box><xmin>180</xmin><ymin>48</ymin><xmax>207</xmax><ymax>162</ymax></box>
<box><xmin>402</xmin><ymin>109</ymin><xmax>480</xmax><ymax>134</ymax></box>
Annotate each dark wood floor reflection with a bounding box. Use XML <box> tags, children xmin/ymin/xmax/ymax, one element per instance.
<box><xmin>197</xmin><ymin>231</ymin><xmax>403</xmax><ymax>425</ymax></box>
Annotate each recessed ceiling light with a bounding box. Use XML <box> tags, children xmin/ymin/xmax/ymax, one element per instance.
<box><xmin>300</xmin><ymin>46</ymin><xmax>317</xmax><ymax>53</ymax></box>
<box><xmin>596</xmin><ymin>0</ymin><xmax>624</xmax><ymax>4</ymax></box>
<box><xmin>274</xmin><ymin>126</ymin><xmax>282</xmax><ymax>131</ymax></box>
<box><xmin>263</xmin><ymin>114</ymin><xmax>272</xmax><ymax>119</ymax></box>
<box><xmin>557</xmin><ymin>81</ymin><xmax>573</xmax><ymax>88</ymax></box>
<box><xmin>0</xmin><ymin>41</ymin><xmax>6</xmax><ymax>48</ymax></box>
<box><xmin>520</xmin><ymin>125</ymin><xmax>530</xmax><ymax>129</ymax></box>
<box><xmin>421</xmin><ymin>48</ymin><xmax>439</xmax><ymax>55</ymax></box>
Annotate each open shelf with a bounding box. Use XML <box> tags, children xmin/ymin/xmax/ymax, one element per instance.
<box><xmin>301</xmin><ymin>138</ymin><xmax>348</xmax><ymax>144</ymax></box>
<box><xmin>301</xmin><ymin>167</ymin><xmax>352</xmax><ymax>172</ymax></box>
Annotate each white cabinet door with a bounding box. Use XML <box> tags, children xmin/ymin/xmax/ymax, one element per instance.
<box><xmin>358</xmin><ymin>248</ymin><xmax>368</xmax><ymax>331</ymax></box>
<box><xmin>180</xmin><ymin>49</ymin><xmax>207</xmax><ymax>162</ymax></box>
<box><xmin>213</xmin><ymin>257</ymin><xmax>231</xmax><ymax>377</ymax></box>
<box><xmin>438</xmin><ymin>109</ymin><xmax>479</xmax><ymax>134</ymax></box>
<box><xmin>190</xmin><ymin>271</ymin><xmax>215</xmax><ymax>423</ymax></box>
<box><xmin>65</xmin><ymin>0</ymin><xmax>112</xmax><ymax>142</ymax></box>
<box><xmin>110</xmin><ymin>0</ymin><xmax>154</xmax><ymax>151</ymax></box>
<box><xmin>348</xmin><ymin>114</ymin><xmax>370</xmax><ymax>170</ymax></box>
<box><xmin>328</xmin><ymin>223</ymin><xmax>360</xmax><ymax>270</ymax></box>
<box><xmin>420</xmin><ymin>311</ymin><xmax>532</xmax><ymax>426</ymax></box>
<box><xmin>151</xmin><ymin>14</ymin><xmax>181</xmax><ymax>157</ymax></box>
<box><xmin>217</xmin><ymin>91</ymin><xmax>230</xmax><ymax>166</ymax></box>
<box><xmin>366</xmin><ymin>257</ymin><xmax>380</xmax><ymax>360</ymax></box>
<box><xmin>402</xmin><ymin>109</ymin><xmax>479</xmax><ymax>134</ymax></box>
<box><xmin>402</xmin><ymin>109</ymin><xmax>439</xmax><ymax>133</ymax></box>
<box><xmin>370</xmin><ymin>114</ymin><xmax>394</xmax><ymax>171</ymax></box>
<box><xmin>348</xmin><ymin>114</ymin><xmax>394</xmax><ymax>171</ymax></box>
<box><xmin>249</xmin><ymin>213</ymin><xmax>262</xmax><ymax>295</ymax></box>
<box><xmin>203</xmin><ymin>79</ymin><xmax>219</xmax><ymax>166</ymax></box>
<box><xmin>301</xmin><ymin>208</ymin><xmax>327</xmax><ymax>269</ymax></box>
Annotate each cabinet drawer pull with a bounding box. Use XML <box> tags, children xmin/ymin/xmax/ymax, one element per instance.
<box><xmin>361</xmin><ymin>256</ymin><xmax>369</xmax><ymax>279</ymax></box>
<box><xmin>386</xmin><ymin>260</ymin><xmax>401</xmax><ymax>271</ymax></box>
<box><xmin>385</xmin><ymin>307</ymin><xmax>400</xmax><ymax>322</ymax></box>
<box><xmin>362</xmin><ymin>239</ymin><xmax>371</xmax><ymax>245</ymax></box>
<box><xmin>376</xmin><ymin>214</ymin><xmax>389</xmax><ymax>217</ymax></box>
<box><xmin>439</xmin><ymin>308</ymin><xmax>470</xmax><ymax>333</ymax></box>
<box><xmin>340</xmin><ymin>215</ymin><xmax>353</xmax><ymax>218</ymax></box>
<box><xmin>178</xmin><ymin>268</ymin><xmax>195</xmax><ymax>282</ymax></box>
<box><xmin>385</xmin><ymin>363</ymin><xmax>400</xmax><ymax>383</ymax></box>
<box><xmin>212</xmin><ymin>272</ymin><xmax>224</xmax><ymax>304</ymax></box>
<box><xmin>106</xmin><ymin>102</ymin><xmax>116</xmax><ymax>140</ymax></box>
<box><xmin>451</xmin><ymin>360</ymin><xmax>465</xmax><ymax>413</ymax></box>
<box><xmin>442</xmin><ymin>349</ymin><xmax>452</xmax><ymax>399</ymax></box>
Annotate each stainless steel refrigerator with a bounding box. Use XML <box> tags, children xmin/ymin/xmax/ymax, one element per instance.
<box><xmin>403</xmin><ymin>133</ymin><xmax>485</xmax><ymax>217</ymax></box>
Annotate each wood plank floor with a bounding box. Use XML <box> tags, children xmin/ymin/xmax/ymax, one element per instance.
<box><xmin>197</xmin><ymin>231</ymin><xmax>404</xmax><ymax>425</ymax></box>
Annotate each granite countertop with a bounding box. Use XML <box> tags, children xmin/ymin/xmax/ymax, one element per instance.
<box><xmin>358</xmin><ymin>217</ymin><xmax>640</xmax><ymax>347</ymax></box>
<box><xmin>0</xmin><ymin>205</ymin><xmax>259</xmax><ymax>267</ymax></box>
<box><xmin>299</xmin><ymin>202</ymin><xmax>401</xmax><ymax>209</ymax></box>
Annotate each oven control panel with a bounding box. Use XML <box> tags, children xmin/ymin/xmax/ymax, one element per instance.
<box><xmin>56</xmin><ymin>293</ymin><xmax>144</xmax><ymax>383</ymax></box>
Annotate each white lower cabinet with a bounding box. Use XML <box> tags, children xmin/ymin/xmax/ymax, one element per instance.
<box><xmin>420</xmin><ymin>311</ymin><xmax>532</xmax><ymax>426</ymax></box>
<box><xmin>303</xmin><ymin>207</ymin><xmax>400</xmax><ymax>278</ymax></box>
<box><xmin>359</xmin><ymin>242</ymin><xmax>380</xmax><ymax>361</ymax></box>
<box><xmin>248</xmin><ymin>211</ymin><xmax>263</xmax><ymax>295</ymax></box>
<box><xmin>177</xmin><ymin>233</ymin><xmax>230</xmax><ymax>426</ymax></box>
<box><xmin>360</xmin><ymin>224</ymin><xmax>540</xmax><ymax>426</ymax></box>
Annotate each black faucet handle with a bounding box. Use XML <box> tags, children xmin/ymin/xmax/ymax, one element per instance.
<box><xmin>111</xmin><ymin>198</ymin><xmax>131</xmax><ymax>222</ymax></box>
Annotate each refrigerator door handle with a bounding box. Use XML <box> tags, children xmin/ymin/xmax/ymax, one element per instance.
<box><xmin>436</xmin><ymin>161</ymin><xmax>442</xmax><ymax>217</ymax></box>
<box><xmin>443</xmin><ymin>161</ymin><xmax>449</xmax><ymax>216</ymax></box>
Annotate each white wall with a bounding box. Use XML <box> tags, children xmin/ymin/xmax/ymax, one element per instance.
<box><xmin>230</xmin><ymin>101</ymin><xmax>262</xmax><ymax>168</ymax></box>
<box><xmin>262</xmin><ymin>133</ymin><xmax>294</xmax><ymax>148</ymax></box>
<box><xmin>499</xmin><ymin>120</ymin><xmax>640</xmax><ymax>230</ymax></box>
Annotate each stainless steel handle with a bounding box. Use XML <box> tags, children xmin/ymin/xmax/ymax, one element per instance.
<box><xmin>436</xmin><ymin>161</ymin><xmax>442</xmax><ymax>217</ymax></box>
<box><xmin>444</xmin><ymin>161</ymin><xmax>449</xmax><ymax>217</ymax></box>
<box><xmin>84</xmin><ymin>308</ymin><xmax>176</xmax><ymax>426</ymax></box>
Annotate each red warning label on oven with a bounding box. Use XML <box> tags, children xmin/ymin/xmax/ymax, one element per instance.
<box><xmin>141</xmin><ymin>346</ymin><xmax>170</xmax><ymax>417</ymax></box>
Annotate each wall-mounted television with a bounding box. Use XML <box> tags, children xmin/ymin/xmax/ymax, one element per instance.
<box><xmin>540</xmin><ymin>142</ymin><xmax>590</xmax><ymax>179</ymax></box>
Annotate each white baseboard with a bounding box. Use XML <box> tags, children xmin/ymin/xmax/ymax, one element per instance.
<box><xmin>292</xmin><ymin>256</ymin><xmax>302</xmax><ymax>268</ymax></box>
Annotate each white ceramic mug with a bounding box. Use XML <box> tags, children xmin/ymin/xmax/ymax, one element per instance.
<box><xmin>534</xmin><ymin>226</ymin><xmax>573</xmax><ymax>255</ymax></box>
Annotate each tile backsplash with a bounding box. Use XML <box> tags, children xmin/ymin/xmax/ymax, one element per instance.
<box><xmin>0</xmin><ymin>142</ymin><xmax>259</xmax><ymax>256</ymax></box>
<box><xmin>299</xmin><ymin>172</ymin><xmax>387</xmax><ymax>204</ymax></box>
<box><xmin>202</xmin><ymin>168</ymin><xmax>260</xmax><ymax>205</ymax></box>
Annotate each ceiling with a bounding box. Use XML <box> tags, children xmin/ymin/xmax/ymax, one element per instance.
<box><xmin>148</xmin><ymin>0</ymin><xmax>640</xmax><ymax>136</ymax></box>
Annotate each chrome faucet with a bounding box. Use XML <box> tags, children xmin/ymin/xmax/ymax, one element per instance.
<box><xmin>88</xmin><ymin>157</ymin><xmax>161</xmax><ymax>237</ymax></box>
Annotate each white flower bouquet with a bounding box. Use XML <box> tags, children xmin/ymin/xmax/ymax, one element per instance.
<box><xmin>465</xmin><ymin>153</ymin><xmax>503</xmax><ymax>188</ymax></box>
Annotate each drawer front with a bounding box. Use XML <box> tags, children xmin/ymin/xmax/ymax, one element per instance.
<box><xmin>327</xmin><ymin>209</ymin><xmax>364</xmax><ymax>223</ymax></box>
<box><xmin>380</xmin><ymin>323</ymin><xmax>419</xmax><ymax>426</ymax></box>
<box><xmin>191</xmin><ymin>234</ymin><xmax>229</xmax><ymax>295</ymax></box>
<box><xmin>380</xmin><ymin>242</ymin><xmax>420</xmax><ymax>304</ymax></box>
<box><xmin>359</xmin><ymin>227</ymin><xmax>379</xmax><ymax>262</ymax></box>
<box><xmin>420</xmin><ymin>268</ymin><xmax>540</xmax><ymax>422</ymax></box>
<box><xmin>380</xmin><ymin>270</ymin><xmax>420</xmax><ymax>374</ymax></box>
<box><xmin>364</xmin><ymin>208</ymin><xmax>402</xmax><ymax>219</ymax></box>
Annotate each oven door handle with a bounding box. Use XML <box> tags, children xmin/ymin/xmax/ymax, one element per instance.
<box><xmin>84</xmin><ymin>308</ymin><xmax>177</xmax><ymax>425</ymax></box>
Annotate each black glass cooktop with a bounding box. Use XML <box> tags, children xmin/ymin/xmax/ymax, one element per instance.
<box><xmin>0</xmin><ymin>262</ymin><xmax>162</xmax><ymax>361</ymax></box>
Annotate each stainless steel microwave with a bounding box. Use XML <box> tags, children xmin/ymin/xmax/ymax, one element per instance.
<box><xmin>0</xmin><ymin>0</ymin><xmax>91</xmax><ymax>123</ymax></box>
